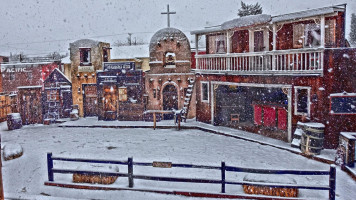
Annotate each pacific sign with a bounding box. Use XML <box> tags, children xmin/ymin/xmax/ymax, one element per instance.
<box><xmin>1</xmin><ymin>66</ymin><xmax>31</xmax><ymax>73</ymax></box>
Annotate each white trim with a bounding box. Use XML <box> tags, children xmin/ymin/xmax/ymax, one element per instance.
<box><xmin>210</xmin><ymin>81</ymin><xmax>292</xmax><ymax>88</ymax></box>
<box><xmin>287</xmin><ymin>88</ymin><xmax>292</xmax><ymax>142</ymax></box>
<box><xmin>201</xmin><ymin>81</ymin><xmax>209</xmax><ymax>103</ymax></box>
<box><xmin>294</xmin><ymin>86</ymin><xmax>311</xmax><ymax>117</ymax></box>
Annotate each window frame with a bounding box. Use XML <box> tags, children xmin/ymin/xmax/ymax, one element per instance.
<box><xmin>294</xmin><ymin>86</ymin><xmax>311</xmax><ymax>117</ymax></box>
<box><xmin>201</xmin><ymin>81</ymin><xmax>209</xmax><ymax>103</ymax></box>
<box><xmin>80</xmin><ymin>48</ymin><xmax>91</xmax><ymax>66</ymax></box>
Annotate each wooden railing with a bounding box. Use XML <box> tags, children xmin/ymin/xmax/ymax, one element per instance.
<box><xmin>195</xmin><ymin>48</ymin><xmax>324</xmax><ymax>75</ymax></box>
<box><xmin>46</xmin><ymin>153</ymin><xmax>336</xmax><ymax>200</ymax></box>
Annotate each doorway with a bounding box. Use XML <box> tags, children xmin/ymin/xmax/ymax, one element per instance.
<box><xmin>83</xmin><ymin>84</ymin><xmax>98</xmax><ymax>117</ymax></box>
<box><xmin>162</xmin><ymin>84</ymin><xmax>178</xmax><ymax>119</ymax></box>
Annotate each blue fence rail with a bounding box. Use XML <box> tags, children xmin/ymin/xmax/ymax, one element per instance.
<box><xmin>47</xmin><ymin>152</ymin><xmax>336</xmax><ymax>200</ymax></box>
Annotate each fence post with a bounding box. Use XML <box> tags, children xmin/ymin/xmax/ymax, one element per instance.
<box><xmin>128</xmin><ymin>157</ymin><xmax>134</xmax><ymax>188</ymax></box>
<box><xmin>221</xmin><ymin>161</ymin><xmax>226</xmax><ymax>193</ymax></box>
<box><xmin>329</xmin><ymin>164</ymin><xmax>336</xmax><ymax>200</ymax></box>
<box><xmin>47</xmin><ymin>152</ymin><xmax>54</xmax><ymax>182</ymax></box>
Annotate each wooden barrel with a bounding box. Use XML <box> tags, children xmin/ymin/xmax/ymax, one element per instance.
<box><xmin>300</xmin><ymin>122</ymin><xmax>325</xmax><ymax>155</ymax></box>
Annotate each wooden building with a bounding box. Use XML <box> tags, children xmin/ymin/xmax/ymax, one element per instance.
<box><xmin>145</xmin><ymin>27</ymin><xmax>196</xmax><ymax>119</ymax></box>
<box><xmin>97</xmin><ymin>62</ymin><xmax>144</xmax><ymax>121</ymax></box>
<box><xmin>43</xmin><ymin>68</ymin><xmax>72</xmax><ymax>119</ymax></box>
<box><xmin>69</xmin><ymin>39</ymin><xmax>110</xmax><ymax>117</ymax></box>
<box><xmin>0</xmin><ymin>61</ymin><xmax>59</xmax><ymax>93</ymax></box>
<box><xmin>17</xmin><ymin>86</ymin><xmax>43</xmax><ymax>125</ymax></box>
<box><xmin>191</xmin><ymin>4</ymin><xmax>356</xmax><ymax>149</ymax></box>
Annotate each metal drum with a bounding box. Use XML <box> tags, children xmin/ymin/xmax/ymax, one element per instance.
<box><xmin>299</xmin><ymin>122</ymin><xmax>325</xmax><ymax>155</ymax></box>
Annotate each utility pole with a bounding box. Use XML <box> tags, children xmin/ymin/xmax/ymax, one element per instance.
<box><xmin>128</xmin><ymin>33</ymin><xmax>132</xmax><ymax>46</ymax></box>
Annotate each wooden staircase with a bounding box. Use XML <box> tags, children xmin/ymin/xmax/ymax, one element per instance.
<box><xmin>182</xmin><ymin>78</ymin><xmax>195</xmax><ymax>121</ymax></box>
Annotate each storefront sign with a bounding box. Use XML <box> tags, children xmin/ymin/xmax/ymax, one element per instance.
<box><xmin>103</xmin><ymin>62</ymin><xmax>135</xmax><ymax>72</ymax></box>
<box><xmin>78</xmin><ymin>65</ymin><xmax>94</xmax><ymax>72</ymax></box>
<box><xmin>1</xmin><ymin>66</ymin><xmax>30</xmax><ymax>73</ymax></box>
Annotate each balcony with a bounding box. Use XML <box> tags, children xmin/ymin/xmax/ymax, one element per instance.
<box><xmin>195</xmin><ymin>48</ymin><xmax>324</xmax><ymax>76</ymax></box>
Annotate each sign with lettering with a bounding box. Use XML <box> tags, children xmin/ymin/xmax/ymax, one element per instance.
<box><xmin>78</xmin><ymin>65</ymin><xmax>94</xmax><ymax>72</ymax></box>
<box><xmin>103</xmin><ymin>62</ymin><xmax>135</xmax><ymax>72</ymax></box>
<box><xmin>1</xmin><ymin>66</ymin><xmax>31</xmax><ymax>73</ymax></box>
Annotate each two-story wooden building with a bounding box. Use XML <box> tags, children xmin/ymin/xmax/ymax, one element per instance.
<box><xmin>191</xmin><ymin>4</ymin><xmax>356</xmax><ymax>149</ymax></box>
<box><xmin>69</xmin><ymin>39</ymin><xmax>110</xmax><ymax>117</ymax></box>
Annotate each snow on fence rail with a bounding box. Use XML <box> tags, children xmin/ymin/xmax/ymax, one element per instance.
<box><xmin>195</xmin><ymin>48</ymin><xmax>324</xmax><ymax>74</ymax></box>
<box><xmin>46</xmin><ymin>153</ymin><xmax>336</xmax><ymax>200</ymax></box>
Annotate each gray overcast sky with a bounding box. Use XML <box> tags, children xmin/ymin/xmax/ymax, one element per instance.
<box><xmin>0</xmin><ymin>0</ymin><xmax>355</xmax><ymax>56</ymax></box>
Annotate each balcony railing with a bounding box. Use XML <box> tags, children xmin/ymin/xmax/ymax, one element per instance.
<box><xmin>195</xmin><ymin>48</ymin><xmax>324</xmax><ymax>75</ymax></box>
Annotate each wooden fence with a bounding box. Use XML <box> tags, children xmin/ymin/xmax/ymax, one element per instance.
<box><xmin>46</xmin><ymin>153</ymin><xmax>336</xmax><ymax>200</ymax></box>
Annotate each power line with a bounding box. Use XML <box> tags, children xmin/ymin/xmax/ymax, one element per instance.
<box><xmin>0</xmin><ymin>31</ymin><xmax>156</xmax><ymax>46</ymax></box>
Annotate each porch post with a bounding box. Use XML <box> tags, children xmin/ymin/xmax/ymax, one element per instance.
<box><xmin>272</xmin><ymin>24</ymin><xmax>277</xmax><ymax>51</ymax></box>
<box><xmin>320</xmin><ymin>16</ymin><xmax>325</xmax><ymax>48</ymax></box>
<box><xmin>272</xmin><ymin>24</ymin><xmax>277</xmax><ymax>71</ymax></box>
<box><xmin>226</xmin><ymin>31</ymin><xmax>231</xmax><ymax>70</ymax></box>
<box><xmin>211</xmin><ymin>82</ymin><xmax>214</xmax><ymax>125</ymax></box>
<box><xmin>287</xmin><ymin>88</ymin><xmax>292</xmax><ymax>143</ymax></box>
<box><xmin>195</xmin><ymin>34</ymin><xmax>200</xmax><ymax>69</ymax></box>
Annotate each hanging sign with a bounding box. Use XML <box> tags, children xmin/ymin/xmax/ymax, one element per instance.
<box><xmin>103</xmin><ymin>62</ymin><xmax>135</xmax><ymax>72</ymax></box>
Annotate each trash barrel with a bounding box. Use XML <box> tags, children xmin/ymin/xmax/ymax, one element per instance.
<box><xmin>299</xmin><ymin>122</ymin><xmax>325</xmax><ymax>155</ymax></box>
<box><xmin>7</xmin><ymin>113</ymin><xmax>22</xmax><ymax>130</ymax></box>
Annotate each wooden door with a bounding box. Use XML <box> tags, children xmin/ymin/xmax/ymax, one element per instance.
<box><xmin>83</xmin><ymin>84</ymin><xmax>97</xmax><ymax>117</ymax></box>
<box><xmin>162</xmin><ymin>84</ymin><xmax>178</xmax><ymax>119</ymax></box>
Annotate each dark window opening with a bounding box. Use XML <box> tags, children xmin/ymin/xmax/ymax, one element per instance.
<box><xmin>103</xmin><ymin>48</ymin><xmax>109</xmax><ymax>62</ymax></box>
<box><xmin>80</xmin><ymin>48</ymin><xmax>91</xmax><ymax>66</ymax></box>
<box><xmin>202</xmin><ymin>83</ymin><xmax>209</xmax><ymax>102</ymax></box>
<box><xmin>296</xmin><ymin>89</ymin><xmax>308</xmax><ymax>114</ymax></box>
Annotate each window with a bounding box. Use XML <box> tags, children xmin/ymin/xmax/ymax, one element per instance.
<box><xmin>103</xmin><ymin>47</ymin><xmax>109</xmax><ymax>62</ymax></box>
<box><xmin>293</xmin><ymin>20</ymin><xmax>336</xmax><ymax>49</ymax></box>
<box><xmin>27</xmin><ymin>72</ymin><xmax>33</xmax><ymax>80</ymax></box>
<box><xmin>80</xmin><ymin>48</ymin><xmax>91</xmax><ymax>66</ymax></box>
<box><xmin>164</xmin><ymin>52</ymin><xmax>176</xmax><ymax>68</ymax></box>
<box><xmin>201</xmin><ymin>82</ymin><xmax>209</xmax><ymax>103</ymax></box>
<box><xmin>9</xmin><ymin>73</ymin><xmax>15</xmax><ymax>80</ymax></box>
<box><xmin>153</xmin><ymin>89</ymin><xmax>156</xmax><ymax>98</ymax></box>
<box><xmin>118</xmin><ymin>87</ymin><xmax>127</xmax><ymax>102</ymax></box>
<box><xmin>330</xmin><ymin>95</ymin><xmax>356</xmax><ymax>115</ymax></box>
<box><xmin>208</xmin><ymin>34</ymin><xmax>226</xmax><ymax>54</ymax></box>
<box><xmin>294</xmin><ymin>87</ymin><xmax>310</xmax><ymax>116</ymax></box>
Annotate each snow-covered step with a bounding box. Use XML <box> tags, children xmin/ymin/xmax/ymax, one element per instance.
<box><xmin>188</xmin><ymin>84</ymin><xmax>193</xmax><ymax>88</ymax></box>
<box><xmin>186</xmin><ymin>93</ymin><xmax>191</xmax><ymax>97</ymax></box>
<box><xmin>184</xmin><ymin>102</ymin><xmax>189</xmax><ymax>105</ymax></box>
<box><xmin>291</xmin><ymin>138</ymin><xmax>301</xmax><ymax>149</ymax></box>
<box><xmin>187</xmin><ymin>89</ymin><xmax>192</xmax><ymax>93</ymax></box>
<box><xmin>185</xmin><ymin>98</ymin><xmax>190</xmax><ymax>101</ymax></box>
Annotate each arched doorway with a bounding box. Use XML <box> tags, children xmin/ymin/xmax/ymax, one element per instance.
<box><xmin>162</xmin><ymin>84</ymin><xmax>178</xmax><ymax>119</ymax></box>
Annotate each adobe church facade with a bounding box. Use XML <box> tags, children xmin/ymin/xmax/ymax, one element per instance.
<box><xmin>145</xmin><ymin>27</ymin><xmax>196</xmax><ymax>119</ymax></box>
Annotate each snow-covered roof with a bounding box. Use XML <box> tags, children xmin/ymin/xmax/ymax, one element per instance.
<box><xmin>1</xmin><ymin>62</ymin><xmax>52</xmax><ymax>66</ymax></box>
<box><xmin>110</xmin><ymin>44</ymin><xmax>149</xmax><ymax>59</ymax></box>
<box><xmin>17</xmin><ymin>85</ymin><xmax>42</xmax><ymax>89</ymax></box>
<box><xmin>191</xmin><ymin>4</ymin><xmax>345</xmax><ymax>35</ymax></box>
<box><xmin>61</xmin><ymin>55</ymin><xmax>71</xmax><ymax>64</ymax></box>
<box><xmin>52</xmin><ymin>68</ymin><xmax>71</xmax><ymax>83</ymax></box>
<box><xmin>221</xmin><ymin>14</ymin><xmax>271</xmax><ymax>30</ymax></box>
<box><xmin>272</xmin><ymin>4</ymin><xmax>345</xmax><ymax>23</ymax></box>
<box><xmin>150</xmin><ymin>27</ymin><xmax>189</xmax><ymax>50</ymax></box>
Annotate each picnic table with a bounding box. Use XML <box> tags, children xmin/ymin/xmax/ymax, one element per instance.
<box><xmin>144</xmin><ymin>110</ymin><xmax>174</xmax><ymax>130</ymax></box>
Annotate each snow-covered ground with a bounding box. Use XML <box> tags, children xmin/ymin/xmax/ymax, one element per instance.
<box><xmin>0</xmin><ymin>119</ymin><xmax>355</xmax><ymax>200</ymax></box>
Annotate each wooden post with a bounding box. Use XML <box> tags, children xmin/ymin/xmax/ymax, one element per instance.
<box><xmin>195</xmin><ymin>34</ymin><xmax>199</xmax><ymax>69</ymax></box>
<box><xmin>0</xmin><ymin>137</ymin><xmax>4</xmax><ymax>200</ymax></box>
<box><xmin>128</xmin><ymin>157</ymin><xmax>134</xmax><ymax>188</ymax></box>
<box><xmin>221</xmin><ymin>161</ymin><xmax>226</xmax><ymax>193</ymax></box>
<box><xmin>329</xmin><ymin>164</ymin><xmax>336</xmax><ymax>200</ymax></box>
<box><xmin>153</xmin><ymin>112</ymin><xmax>156</xmax><ymax>130</ymax></box>
<box><xmin>47</xmin><ymin>152</ymin><xmax>54</xmax><ymax>182</ymax></box>
<box><xmin>320</xmin><ymin>16</ymin><xmax>325</xmax><ymax>48</ymax></box>
<box><xmin>177</xmin><ymin>114</ymin><xmax>181</xmax><ymax>130</ymax></box>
